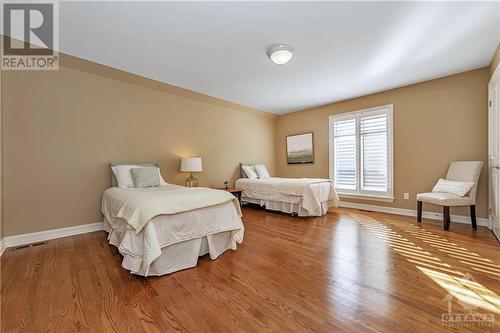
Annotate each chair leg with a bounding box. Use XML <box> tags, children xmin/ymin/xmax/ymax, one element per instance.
<box><xmin>417</xmin><ymin>201</ymin><xmax>422</xmax><ymax>222</ymax></box>
<box><xmin>470</xmin><ymin>205</ymin><xmax>477</xmax><ymax>230</ymax></box>
<box><xmin>443</xmin><ymin>206</ymin><xmax>450</xmax><ymax>231</ymax></box>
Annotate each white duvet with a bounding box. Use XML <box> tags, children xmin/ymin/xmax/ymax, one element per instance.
<box><xmin>235</xmin><ymin>177</ymin><xmax>339</xmax><ymax>216</ymax></box>
<box><xmin>104</xmin><ymin>186</ymin><xmax>241</xmax><ymax>233</ymax></box>
<box><xmin>102</xmin><ymin>184</ymin><xmax>244</xmax><ymax>275</ymax></box>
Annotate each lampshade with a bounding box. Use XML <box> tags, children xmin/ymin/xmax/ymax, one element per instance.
<box><xmin>180</xmin><ymin>157</ymin><xmax>203</xmax><ymax>173</ymax></box>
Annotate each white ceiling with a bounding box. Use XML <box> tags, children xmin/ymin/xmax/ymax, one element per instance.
<box><xmin>13</xmin><ymin>2</ymin><xmax>500</xmax><ymax>114</ymax></box>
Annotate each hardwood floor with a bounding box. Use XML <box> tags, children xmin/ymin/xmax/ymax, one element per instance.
<box><xmin>1</xmin><ymin>207</ymin><xmax>499</xmax><ymax>332</ymax></box>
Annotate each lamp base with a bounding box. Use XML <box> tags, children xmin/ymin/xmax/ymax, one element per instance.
<box><xmin>185</xmin><ymin>174</ymin><xmax>198</xmax><ymax>187</ymax></box>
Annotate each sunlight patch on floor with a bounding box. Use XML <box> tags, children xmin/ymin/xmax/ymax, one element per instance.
<box><xmin>349</xmin><ymin>212</ymin><xmax>500</xmax><ymax>315</ymax></box>
<box><xmin>385</xmin><ymin>219</ymin><xmax>499</xmax><ymax>278</ymax></box>
<box><xmin>418</xmin><ymin>267</ymin><xmax>500</xmax><ymax>314</ymax></box>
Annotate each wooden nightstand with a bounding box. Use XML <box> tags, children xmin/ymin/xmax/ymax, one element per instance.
<box><xmin>216</xmin><ymin>187</ymin><xmax>242</xmax><ymax>206</ymax></box>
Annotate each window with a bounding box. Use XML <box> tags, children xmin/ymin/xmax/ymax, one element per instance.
<box><xmin>329</xmin><ymin>105</ymin><xmax>393</xmax><ymax>200</ymax></box>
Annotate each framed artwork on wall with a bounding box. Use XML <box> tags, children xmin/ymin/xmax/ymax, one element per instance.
<box><xmin>286</xmin><ymin>132</ymin><xmax>314</xmax><ymax>164</ymax></box>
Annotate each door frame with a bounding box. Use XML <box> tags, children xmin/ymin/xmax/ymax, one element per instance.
<box><xmin>488</xmin><ymin>65</ymin><xmax>500</xmax><ymax>235</ymax></box>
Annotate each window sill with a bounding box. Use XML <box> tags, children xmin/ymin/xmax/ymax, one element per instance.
<box><xmin>338</xmin><ymin>194</ymin><xmax>395</xmax><ymax>203</ymax></box>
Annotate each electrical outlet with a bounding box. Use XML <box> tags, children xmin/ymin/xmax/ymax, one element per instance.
<box><xmin>403</xmin><ymin>192</ymin><xmax>410</xmax><ymax>200</ymax></box>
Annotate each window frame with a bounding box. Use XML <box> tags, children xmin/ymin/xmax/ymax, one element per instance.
<box><xmin>329</xmin><ymin>104</ymin><xmax>394</xmax><ymax>201</ymax></box>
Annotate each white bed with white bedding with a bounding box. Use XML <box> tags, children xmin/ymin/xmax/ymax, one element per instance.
<box><xmin>235</xmin><ymin>177</ymin><xmax>339</xmax><ymax>217</ymax></box>
<box><xmin>102</xmin><ymin>173</ymin><xmax>244</xmax><ymax>276</ymax></box>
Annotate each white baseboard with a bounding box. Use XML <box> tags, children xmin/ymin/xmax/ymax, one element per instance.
<box><xmin>337</xmin><ymin>201</ymin><xmax>489</xmax><ymax>227</ymax></box>
<box><xmin>0</xmin><ymin>238</ymin><xmax>5</xmax><ymax>256</ymax></box>
<box><xmin>2</xmin><ymin>222</ymin><xmax>104</xmax><ymax>250</ymax></box>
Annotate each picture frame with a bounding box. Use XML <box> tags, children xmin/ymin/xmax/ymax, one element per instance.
<box><xmin>286</xmin><ymin>132</ymin><xmax>314</xmax><ymax>164</ymax></box>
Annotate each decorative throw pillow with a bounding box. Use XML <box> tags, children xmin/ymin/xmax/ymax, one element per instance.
<box><xmin>111</xmin><ymin>165</ymin><xmax>168</xmax><ymax>188</ymax></box>
<box><xmin>241</xmin><ymin>165</ymin><xmax>258</xmax><ymax>179</ymax></box>
<box><xmin>432</xmin><ymin>178</ymin><xmax>474</xmax><ymax>197</ymax></box>
<box><xmin>130</xmin><ymin>167</ymin><xmax>161</xmax><ymax>188</ymax></box>
<box><xmin>111</xmin><ymin>165</ymin><xmax>142</xmax><ymax>188</ymax></box>
<box><xmin>240</xmin><ymin>163</ymin><xmax>254</xmax><ymax>178</ymax></box>
<box><xmin>254</xmin><ymin>164</ymin><xmax>270</xmax><ymax>178</ymax></box>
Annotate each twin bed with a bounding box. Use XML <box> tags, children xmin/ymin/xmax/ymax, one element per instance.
<box><xmin>236</xmin><ymin>163</ymin><xmax>339</xmax><ymax>217</ymax></box>
<box><xmin>236</xmin><ymin>177</ymin><xmax>337</xmax><ymax>216</ymax></box>
<box><xmin>102</xmin><ymin>163</ymin><xmax>244</xmax><ymax>277</ymax></box>
<box><xmin>102</xmin><ymin>163</ymin><xmax>338</xmax><ymax>277</ymax></box>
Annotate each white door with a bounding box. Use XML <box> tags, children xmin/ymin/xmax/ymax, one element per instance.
<box><xmin>488</xmin><ymin>68</ymin><xmax>500</xmax><ymax>240</ymax></box>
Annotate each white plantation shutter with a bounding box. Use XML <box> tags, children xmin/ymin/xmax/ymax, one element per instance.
<box><xmin>361</xmin><ymin>113</ymin><xmax>388</xmax><ymax>192</ymax></box>
<box><xmin>333</xmin><ymin>117</ymin><xmax>357</xmax><ymax>189</ymax></box>
<box><xmin>330</xmin><ymin>105</ymin><xmax>393</xmax><ymax>198</ymax></box>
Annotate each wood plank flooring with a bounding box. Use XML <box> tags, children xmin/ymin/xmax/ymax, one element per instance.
<box><xmin>1</xmin><ymin>207</ymin><xmax>499</xmax><ymax>332</ymax></box>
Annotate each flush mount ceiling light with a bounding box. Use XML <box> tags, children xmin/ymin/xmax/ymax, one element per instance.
<box><xmin>267</xmin><ymin>44</ymin><xmax>294</xmax><ymax>65</ymax></box>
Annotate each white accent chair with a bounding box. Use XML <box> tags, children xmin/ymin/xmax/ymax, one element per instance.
<box><xmin>416</xmin><ymin>161</ymin><xmax>483</xmax><ymax>230</ymax></box>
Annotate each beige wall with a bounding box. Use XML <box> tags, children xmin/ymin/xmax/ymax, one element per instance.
<box><xmin>276</xmin><ymin>68</ymin><xmax>490</xmax><ymax>218</ymax></box>
<box><xmin>491</xmin><ymin>43</ymin><xmax>500</xmax><ymax>78</ymax></box>
<box><xmin>2</xmin><ymin>55</ymin><xmax>276</xmax><ymax>236</ymax></box>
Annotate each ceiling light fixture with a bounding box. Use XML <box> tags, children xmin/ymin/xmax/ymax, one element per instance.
<box><xmin>267</xmin><ymin>44</ymin><xmax>294</xmax><ymax>65</ymax></box>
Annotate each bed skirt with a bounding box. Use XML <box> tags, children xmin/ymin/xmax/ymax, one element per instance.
<box><xmin>241</xmin><ymin>197</ymin><xmax>330</xmax><ymax>217</ymax></box>
<box><xmin>104</xmin><ymin>221</ymin><xmax>239</xmax><ymax>276</ymax></box>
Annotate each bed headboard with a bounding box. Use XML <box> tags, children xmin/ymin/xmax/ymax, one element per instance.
<box><xmin>109</xmin><ymin>162</ymin><xmax>159</xmax><ymax>187</ymax></box>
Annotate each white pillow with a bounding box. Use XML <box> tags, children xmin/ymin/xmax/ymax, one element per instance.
<box><xmin>241</xmin><ymin>165</ymin><xmax>258</xmax><ymax>180</ymax></box>
<box><xmin>432</xmin><ymin>178</ymin><xmax>474</xmax><ymax>197</ymax></box>
<box><xmin>112</xmin><ymin>165</ymin><xmax>167</xmax><ymax>188</ymax></box>
<box><xmin>254</xmin><ymin>164</ymin><xmax>270</xmax><ymax>179</ymax></box>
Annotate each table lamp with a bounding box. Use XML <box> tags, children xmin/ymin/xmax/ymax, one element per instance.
<box><xmin>180</xmin><ymin>157</ymin><xmax>203</xmax><ymax>187</ymax></box>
